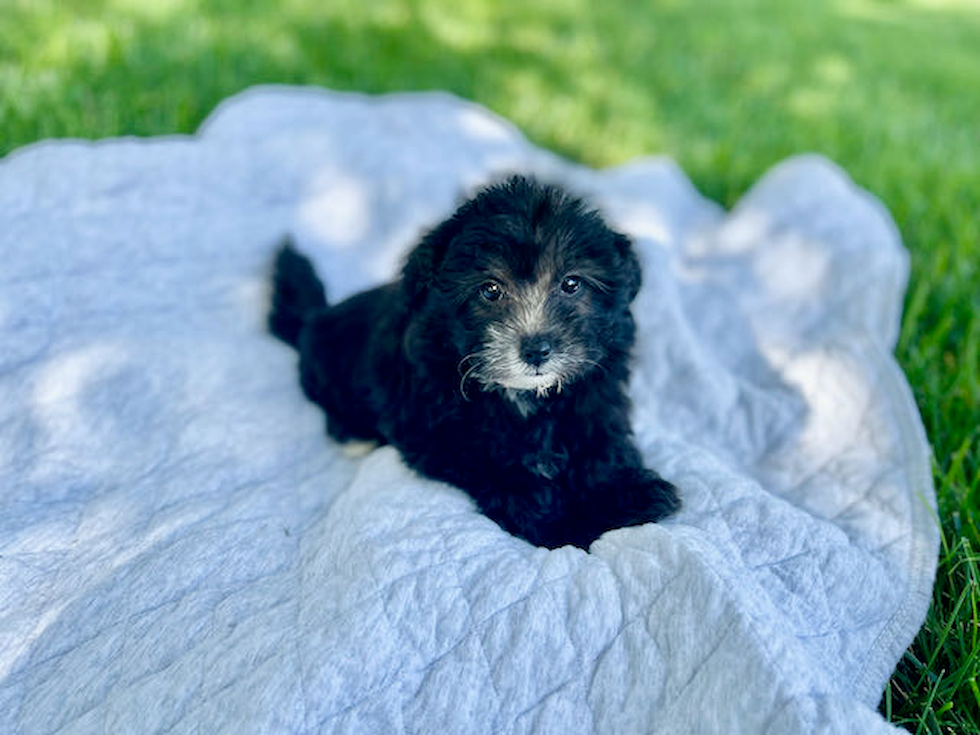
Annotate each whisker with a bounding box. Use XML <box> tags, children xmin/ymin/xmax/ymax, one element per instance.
<box><xmin>581</xmin><ymin>274</ymin><xmax>612</xmax><ymax>293</ymax></box>
<box><xmin>456</xmin><ymin>352</ymin><xmax>480</xmax><ymax>377</ymax></box>
<box><xmin>579</xmin><ymin>357</ymin><xmax>608</xmax><ymax>374</ymax></box>
<box><xmin>459</xmin><ymin>362</ymin><xmax>480</xmax><ymax>401</ymax></box>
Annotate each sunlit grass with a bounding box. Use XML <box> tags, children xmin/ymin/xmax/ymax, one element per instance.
<box><xmin>2</xmin><ymin>0</ymin><xmax>978</xmax><ymax>730</ymax></box>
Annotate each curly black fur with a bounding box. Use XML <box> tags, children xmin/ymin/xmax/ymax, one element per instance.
<box><xmin>269</xmin><ymin>175</ymin><xmax>679</xmax><ymax>549</ymax></box>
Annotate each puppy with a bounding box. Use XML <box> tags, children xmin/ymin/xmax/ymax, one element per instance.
<box><xmin>269</xmin><ymin>175</ymin><xmax>679</xmax><ymax>549</ymax></box>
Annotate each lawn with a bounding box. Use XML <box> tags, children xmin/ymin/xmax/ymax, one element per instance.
<box><xmin>2</xmin><ymin>0</ymin><xmax>977</xmax><ymax>731</ymax></box>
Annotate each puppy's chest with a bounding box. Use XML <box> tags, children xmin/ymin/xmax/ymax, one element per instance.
<box><xmin>502</xmin><ymin>389</ymin><xmax>541</xmax><ymax>420</ymax></box>
<box><xmin>514</xmin><ymin>415</ymin><xmax>572</xmax><ymax>481</ymax></box>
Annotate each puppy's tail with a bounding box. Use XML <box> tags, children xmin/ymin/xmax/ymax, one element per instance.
<box><xmin>268</xmin><ymin>239</ymin><xmax>328</xmax><ymax>348</ymax></box>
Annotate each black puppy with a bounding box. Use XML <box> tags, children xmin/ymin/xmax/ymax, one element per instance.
<box><xmin>269</xmin><ymin>175</ymin><xmax>679</xmax><ymax>549</ymax></box>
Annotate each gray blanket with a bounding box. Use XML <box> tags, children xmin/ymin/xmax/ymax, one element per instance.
<box><xmin>0</xmin><ymin>87</ymin><xmax>937</xmax><ymax>733</ymax></box>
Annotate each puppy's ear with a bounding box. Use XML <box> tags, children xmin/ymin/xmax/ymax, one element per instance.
<box><xmin>615</xmin><ymin>232</ymin><xmax>642</xmax><ymax>303</ymax></box>
<box><xmin>401</xmin><ymin>215</ymin><xmax>460</xmax><ymax>307</ymax></box>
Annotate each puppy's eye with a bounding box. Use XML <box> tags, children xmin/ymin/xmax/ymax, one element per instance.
<box><xmin>479</xmin><ymin>281</ymin><xmax>503</xmax><ymax>302</ymax></box>
<box><xmin>561</xmin><ymin>275</ymin><xmax>582</xmax><ymax>295</ymax></box>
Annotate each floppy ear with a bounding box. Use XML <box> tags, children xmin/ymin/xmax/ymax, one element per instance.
<box><xmin>401</xmin><ymin>215</ymin><xmax>460</xmax><ymax>307</ymax></box>
<box><xmin>614</xmin><ymin>232</ymin><xmax>642</xmax><ymax>303</ymax></box>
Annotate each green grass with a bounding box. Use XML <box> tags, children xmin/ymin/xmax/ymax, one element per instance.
<box><xmin>3</xmin><ymin>0</ymin><xmax>978</xmax><ymax>730</ymax></box>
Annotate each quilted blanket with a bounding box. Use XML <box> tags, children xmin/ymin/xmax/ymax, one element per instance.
<box><xmin>0</xmin><ymin>87</ymin><xmax>937</xmax><ymax>734</ymax></box>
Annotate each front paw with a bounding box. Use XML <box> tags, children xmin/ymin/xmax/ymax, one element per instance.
<box><xmin>611</xmin><ymin>469</ymin><xmax>681</xmax><ymax>526</ymax></box>
<box><xmin>554</xmin><ymin>471</ymin><xmax>680</xmax><ymax>550</ymax></box>
<box><xmin>621</xmin><ymin>470</ymin><xmax>680</xmax><ymax>525</ymax></box>
<box><xmin>578</xmin><ymin>469</ymin><xmax>679</xmax><ymax>545</ymax></box>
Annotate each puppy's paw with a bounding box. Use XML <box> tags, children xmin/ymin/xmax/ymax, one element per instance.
<box><xmin>530</xmin><ymin>475</ymin><xmax>679</xmax><ymax>550</ymax></box>
<box><xmin>341</xmin><ymin>440</ymin><xmax>380</xmax><ymax>458</ymax></box>
<box><xmin>617</xmin><ymin>470</ymin><xmax>680</xmax><ymax>526</ymax></box>
<box><xmin>571</xmin><ymin>469</ymin><xmax>680</xmax><ymax>548</ymax></box>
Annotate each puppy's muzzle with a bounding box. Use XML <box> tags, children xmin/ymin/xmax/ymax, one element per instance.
<box><xmin>520</xmin><ymin>334</ymin><xmax>554</xmax><ymax>368</ymax></box>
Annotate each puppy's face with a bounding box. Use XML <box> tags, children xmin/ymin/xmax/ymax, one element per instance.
<box><xmin>403</xmin><ymin>176</ymin><xmax>641</xmax><ymax>399</ymax></box>
<box><xmin>447</xmin><ymin>242</ymin><xmax>610</xmax><ymax>396</ymax></box>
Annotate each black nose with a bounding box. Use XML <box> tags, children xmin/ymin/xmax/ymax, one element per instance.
<box><xmin>521</xmin><ymin>335</ymin><xmax>553</xmax><ymax>367</ymax></box>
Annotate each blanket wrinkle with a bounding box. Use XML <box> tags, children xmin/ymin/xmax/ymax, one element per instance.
<box><xmin>0</xmin><ymin>86</ymin><xmax>937</xmax><ymax>735</ymax></box>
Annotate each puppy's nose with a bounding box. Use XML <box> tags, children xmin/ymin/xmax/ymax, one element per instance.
<box><xmin>521</xmin><ymin>335</ymin><xmax>553</xmax><ymax>367</ymax></box>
